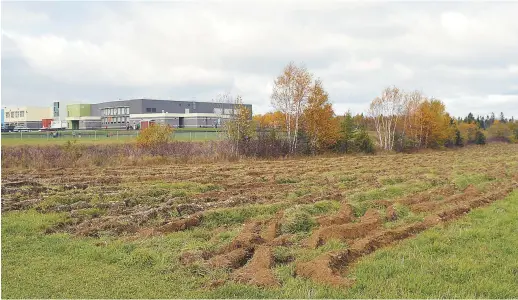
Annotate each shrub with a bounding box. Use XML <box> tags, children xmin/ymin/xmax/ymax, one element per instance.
<box><xmin>488</xmin><ymin>121</ymin><xmax>513</xmax><ymax>142</ymax></box>
<box><xmin>136</xmin><ymin>124</ymin><xmax>173</xmax><ymax>150</ymax></box>
<box><xmin>475</xmin><ymin>130</ymin><xmax>486</xmax><ymax>145</ymax></box>
<box><xmin>352</xmin><ymin>127</ymin><xmax>375</xmax><ymax>154</ymax></box>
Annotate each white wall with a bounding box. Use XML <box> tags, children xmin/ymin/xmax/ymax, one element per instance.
<box><xmin>4</xmin><ymin>106</ymin><xmax>52</xmax><ymax>123</ymax></box>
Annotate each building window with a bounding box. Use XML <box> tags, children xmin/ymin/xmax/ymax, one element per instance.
<box><xmin>152</xmin><ymin>108</ymin><xmax>156</xmax><ymax>113</ymax></box>
<box><xmin>126</xmin><ymin>107</ymin><xmax>129</xmax><ymax>114</ymax></box>
<box><xmin>146</xmin><ymin>108</ymin><xmax>151</xmax><ymax>113</ymax></box>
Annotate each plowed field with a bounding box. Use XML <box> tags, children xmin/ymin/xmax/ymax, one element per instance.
<box><xmin>2</xmin><ymin>143</ymin><xmax>517</xmax><ymax>297</ymax></box>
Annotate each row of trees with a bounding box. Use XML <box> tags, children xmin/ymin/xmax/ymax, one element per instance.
<box><xmin>254</xmin><ymin>62</ymin><xmax>375</xmax><ymax>154</ymax></box>
<box><xmin>226</xmin><ymin>62</ymin><xmax>518</xmax><ymax>155</ymax></box>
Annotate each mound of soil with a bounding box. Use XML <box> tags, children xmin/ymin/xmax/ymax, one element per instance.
<box><xmin>156</xmin><ymin>214</ymin><xmax>202</xmax><ymax>233</ymax></box>
<box><xmin>75</xmin><ymin>216</ymin><xmax>139</xmax><ymax>236</ymax></box>
<box><xmin>295</xmin><ymin>253</ymin><xmax>353</xmax><ymax>287</ymax></box>
<box><xmin>262</xmin><ymin>212</ymin><xmax>283</xmax><ymax>242</ymax></box>
<box><xmin>316</xmin><ymin>203</ymin><xmax>355</xmax><ymax>227</ymax></box>
<box><xmin>208</xmin><ymin>248</ymin><xmax>253</xmax><ymax>269</ymax></box>
<box><xmin>296</xmin><ymin>187</ymin><xmax>517</xmax><ymax>286</ymax></box>
<box><xmin>410</xmin><ymin>185</ymin><xmax>480</xmax><ymax>213</ymax></box>
<box><xmin>219</xmin><ymin>221</ymin><xmax>265</xmax><ymax>254</ymax></box>
<box><xmin>233</xmin><ymin>246</ymin><xmax>279</xmax><ymax>287</ymax></box>
<box><xmin>307</xmin><ymin>209</ymin><xmax>382</xmax><ymax>248</ymax></box>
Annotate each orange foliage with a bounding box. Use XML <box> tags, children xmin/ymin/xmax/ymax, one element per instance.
<box><xmin>417</xmin><ymin>99</ymin><xmax>455</xmax><ymax>148</ymax></box>
<box><xmin>253</xmin><ymin>111</ymin><xmax>286</xmax><ymax>129</ymax></box>
<box><xmin>457</xmin><ymin>122</ymin><xmax>478</xmax><ymax>143</ymax></box>
<box><xmin>302</xmin><ymin>80</ymin><xmax>340</xmax><ymax>151</ymax></box>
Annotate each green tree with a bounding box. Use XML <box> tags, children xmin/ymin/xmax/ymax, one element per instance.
<box><xmin>337</xmin><ymin>111</ymin><xmax>355</xmax><ymax>153</ymax></box>
<box><xmin>352</xmin><ymin>126</ymin><xmax>375</xmax><ymax>154</ymax></box>
<box><xmin>475</xmin><ymin>130</ymin><xmax>486</xmax><ymax>145</ymax></box>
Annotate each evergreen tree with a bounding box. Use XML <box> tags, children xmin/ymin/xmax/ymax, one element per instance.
<box><xmin>475</xmin><ymin>130</ymin><xmax>486</xmax><ymax>145</ymax></box>
<box><xmin>500</xmin><ymin>112</ymin><xmax>506</xmax><ymax>123</ymax></box>
<box><xmin>454</xmin><ymin>129</ymin><xmax>464</xmax><ymax>146</ymax></box>
<box><xmin>352</xmin><ymin>126</ymin><xmax>375</xmax><ymax>154</ymax></box>
<box><xmin>465</xmin><ymin>112</ymin><xmax>475</xmax><ymax>123</ymax></box>
<box><xmin>338</xmin><ymin>111</ymin><xmax>355</xmax><ymax>153</ymax></box>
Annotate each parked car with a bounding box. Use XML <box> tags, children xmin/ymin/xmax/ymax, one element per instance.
<box><xmin>1</xmin><ymin>125</ymin><xmax>15</xmax><ymax>132</ymax></box>
<box><xmin>13</xmin><ymin>126</ymin><xmax>30</xmax><ymax>132</ymax></box>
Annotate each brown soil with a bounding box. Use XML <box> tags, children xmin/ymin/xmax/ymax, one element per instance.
<box><xmin>75</xmin><ymin>216</ymin><xmax>139</xmax><ymax>237</ymax></box>
<box><xmin>270</xmin><ymin>234</ymin><xmax>294</xmax><ymax>246</ymax></box>
<box><xmin>307</xmin><ymin>209</ymin><xmax>382</xmax><ymax>248</ymax></box>
<box><xmin>156</xmin><ymin>214</ymin><xmax>202</xmax><ymax>233</ymax></box>
<box><xmin>232</xmin><ymin>245</ymin><xmax>279</xmax><ymax>287</ymax></box>
<box><xmin>295</xmin><ymin>187</ymin><xmax>516</xmax><ymax>286</ymax></box>
<box><xmin>316</xmin><ymin>203</ymin><xmax>355</xmax><ymax>226</ymax></box>
<box><xmin>295</xmin><ymin>253</ymin><xmax>353</xmax><ymax>287</ymax></box>
<box><xmin>385</xmin><ymin>205</ymin><xmax>398</xmax><ymax>221</ymax></box>
<box><xmin>218</xmin><ymin>221</ymin><xmax>266</xmax><ymax>254</ymax></box>
<box><xmin>410</xmin><ymin>184</ymin><xmax>480</xmax><ymax>213</ymax></box>
<box><xmin>208</xmin><ymin>248</ymin><xmax>253</xmax><ymax>269</ymax></box>
<box><xmin>2</xmin><ymin>143</ymin><xmax>516</xmax><ymax>289</ymax></box>
<box><xmin>262</xmin><ymin>213</ymin><xmax>283</xmax><ymax>242</ymax></box>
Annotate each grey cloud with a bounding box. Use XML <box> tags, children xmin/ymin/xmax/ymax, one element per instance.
<box><xmin>1</xmin><ymin>1</ymin><xmax>518</xmax><ymax>118</ymax></box>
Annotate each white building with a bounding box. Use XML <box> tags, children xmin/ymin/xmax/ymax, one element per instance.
<box><xmin>3</xmin><ymin>106</ymin><xmax>52</xmax><ymax>129</ymax></box>
<box><xmin>51</xmin><ymin>101</ymin><xmax>69</xmax><ymax>129</ymax></box>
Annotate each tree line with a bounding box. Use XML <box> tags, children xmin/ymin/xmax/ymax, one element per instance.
<box><xmin>224</xmin><ymin>62</ymin><xmax>518</xmax><ymax>155</ymax></box>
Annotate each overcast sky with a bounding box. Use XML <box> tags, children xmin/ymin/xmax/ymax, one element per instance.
<box><xmin>2</xmin><ymin>1</ymin><xmax>518</xmax><ymax>118</ymax></box>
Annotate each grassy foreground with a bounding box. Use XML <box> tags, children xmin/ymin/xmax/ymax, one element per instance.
<box><xmin>2</xmin><ymin>190</ymin><xmax>517</xmax><ymax>298</ymax></box>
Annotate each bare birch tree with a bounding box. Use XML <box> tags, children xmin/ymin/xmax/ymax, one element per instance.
<box><xmin>271</xmin><ymin>62</ymin><xmax>313</xmax><ymax>152</ymax></box>
<box><xmin>368</xmin><ymin>86</ymin><xmax>405</xmax><ymax>151</ymax></box>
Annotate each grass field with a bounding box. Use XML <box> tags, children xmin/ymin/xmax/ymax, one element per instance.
<box><xmin>1</xmin><ymin>130</ymin><xmax>223</xmax><ymax>146</ymax></box>
<box><xmin>2</xmin><ymin>143</ymin><xmax>517</xmax><ymax>298</ymax></box>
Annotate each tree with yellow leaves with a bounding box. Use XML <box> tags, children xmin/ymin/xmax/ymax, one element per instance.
<box><xmin>457</xmin><ymin>122</ymin><xmax>478</xmax><ymax>144</ymax></box>
<box><xmin>271</xmin><ymin>62</ymin><xmax>313</xmax><ymax>153</ymax></box>
<box><xmin>301</xmin><ymin>79</ymin><xmax>340</xmax><ymax>153</ymax></box>
<box><xmin>416</xmin><ymin>99</ymin><xmax>455</xmax><ymax>148</ymax></box>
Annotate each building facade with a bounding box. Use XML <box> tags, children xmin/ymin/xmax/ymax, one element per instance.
<box><xmin>51</xmin><ymin>101</ymin><xmax>69</xmax><ymax>129</ymax></box>
<box><xmin>66</xmin><ymin>104</ymin><xmax>101</xmax><ymax>130</ymax></box>
<box><xmin>3</xmin><ymin>106</ymin><xmax>52</xmax><ymax>129</ymax></box>
<box><xmin>86</xmin><ymin>99</ymin><xmax>252</xmax><ymax>129</ymax></box>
